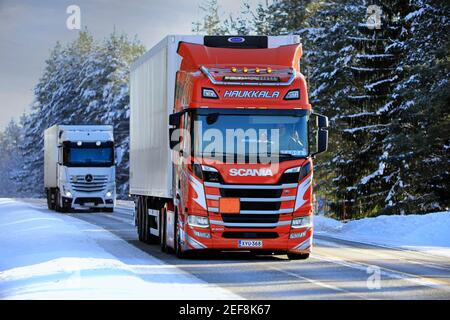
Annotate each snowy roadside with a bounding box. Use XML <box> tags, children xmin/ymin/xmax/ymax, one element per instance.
<box><xmin>0</xmin><ymin>198</ymin><xmax>241</xmax><ymax>300</ymax></box>
<box><xmin>314</xmin><ymin>211</ymin><xmax>450</xmax><ymax>258</ymax></box>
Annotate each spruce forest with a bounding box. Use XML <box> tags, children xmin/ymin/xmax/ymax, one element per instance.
<box><xmin>0</xmin><ymin>0</ymin><xmax>448</xmax><ymax>219</ymax></box>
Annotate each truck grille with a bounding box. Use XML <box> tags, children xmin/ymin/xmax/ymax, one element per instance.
<box><xmin>222</xmin><ymin>232</ymin><xmax>278</xmax><ymax>239</ymax></box>
<box><xmin>70</xmin><ymin>175</ymin><xmax>108</xmax><ymax>193</ymax></box>
<box><xmin>204</xmin><ymin>182</ymin><xmax>297</xmax><ymax>217</ymax></box>
<box><xmin>222</xmin><ymin>214</ymin><xmax>279</xmax><ymax>224</ymax></box>
<box><xmin>221</xmin><ymin>188</ymin><xmax>282</xmax><ymax>198</ymax></box>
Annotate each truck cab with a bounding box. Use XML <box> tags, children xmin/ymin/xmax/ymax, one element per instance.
<box><xmin>44</xmin><ymin>125</ymin><xmax>116</xmax><ymax>212</ymax></box>
<box><xmin>130</xmin><ymin>35</ymin><xmax>328</xmax><ymax>259</ymax></box>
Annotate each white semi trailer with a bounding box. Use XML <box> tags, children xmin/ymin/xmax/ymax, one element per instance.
<box><xmin>44</xmin><ymin>125</ymin><xmax>116</xmax><ymax>212</ymax></box>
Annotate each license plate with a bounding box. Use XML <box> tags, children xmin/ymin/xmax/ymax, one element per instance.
<box><xmin>238</xmin><ymin>240</ymin><xmax>263</xmax><ymax>248</ymax></box>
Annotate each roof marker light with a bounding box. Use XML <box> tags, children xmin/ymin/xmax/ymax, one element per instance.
<box><xmin>267</xmin><ymin>68</ymin><xmax>272</xmax><ymax>74</ymax></box>
<box><xmin>255</xmin><ymin>68</ymin><xmax>260</xmax><ymax>73</ymax></box>
<box><xmin>243</xmin><ymin>67</ymin><xmax>248</xmax><ymax>73</ymax></box>
<box><xmin>231</xmin><ymin>67</ymin><xmax>237</xmax><ymax>73</ymax></box>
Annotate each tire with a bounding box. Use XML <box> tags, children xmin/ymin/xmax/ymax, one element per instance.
<box><xmin>46</xmin><ymin>189</ymin><xmax>54</xmax><ymax>210</ymax></box>
<box><xmin>287</xmin><ymin>252</ymin><xmax>310</xmax><ymax>260</ymax></box>
<box><xmin>174</xmin><ymin>209</ymin><xmax>188</xmax><ymax>259</ymax></box>
<box><xmin>160</xmin><ymin>207</ymin><xmax>167</xmax><ymax>252</ymax></box>
<box><xmin>55</xmin><ymin>190</ymin><xmax>62</xmax><ymax>213</ymax></box>
<box><xmin>137</xmin><ymin>196</ymin><xmax>159</xmax><ymax>244</ymax></box>
<box><xmin>137</xmin><ymin>197</ymin><xmax>147</xmax><ymax>242</ymax></box>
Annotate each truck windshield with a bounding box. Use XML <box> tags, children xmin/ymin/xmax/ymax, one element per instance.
<box><xmin>193</xmin><ymin>110</ymin><xmax>309</xmax><ymax>163</ymax></box>
<box><xmin>62</xmin><ymin>142</ymin><xmax>114</xmax><ymax>167</ymax></box>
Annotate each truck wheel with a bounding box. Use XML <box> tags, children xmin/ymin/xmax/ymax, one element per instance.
<box><xmin>137</xmin><ymin>197</ymin><xmax>147</xmax><ymax>241</ymax></box>
<box><xmin>55</xmin><ymin>190</ymin><xmax>62</xmax><ymax>213</ymax></box>
<box><xmin>174</xmin><ymin>210</ymin><xmax>188</xmax><ymax>259</ymax></box>
<box><xmin>287</xmin><ymin>252</ymin><xmax>310</xmax><ymax>260</ymax></box>
<box><xmin>160</xmin><ymin>207</ymin><xmax>167</xmax><ymax>252</ymax></box>
<box><xmin>137</xmin><ymin>197</ymin><xmax>159</xmax><ymax>244</ymax></box>
<box><xmin>46</xmin><ymin>189</ymin><xmax>54</xmax><ymax>210</ymax></box>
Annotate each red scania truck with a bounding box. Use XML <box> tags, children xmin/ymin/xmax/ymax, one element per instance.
<box><xmin>129</xmin><ymin>35</ymin><xmax>328</xmax><ymax>259</ymax></box>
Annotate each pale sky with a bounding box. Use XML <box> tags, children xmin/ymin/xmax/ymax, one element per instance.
<box><xmin>0</xmin><ymin>0</ymin><xmax>266</xmax><ymax>130</ymax></box>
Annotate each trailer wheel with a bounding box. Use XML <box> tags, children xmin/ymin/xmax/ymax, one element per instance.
<box><xmin>137</xmin><ymin>197</ymin><xmax>147</xmax><ymax>242</ymax></box>
<box><xmin>160</xmin><ymin>207</ymin><xmax>167</xmax><ymax>252</ymax></box>
<box><xmin>137</xmin><ymin>196</ymin><xmax>159</xmax><ymax>244</ymax></box>
<box><xmin>287</xmin><ymin>252</ymin><xmax>310</xmax><ymax>260</ymax></box>
<box><xmin>46</xmin><ymin>189</ymin><xmax>55</xmax><ymax>210</ymax></box>
<box><xmin>54</xmin><ymin>190</ymin><xmax>62</xmax><ymax>213</ymax></box>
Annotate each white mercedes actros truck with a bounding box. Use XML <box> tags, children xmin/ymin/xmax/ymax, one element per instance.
<box><xmin>44</xmin><ymin>125</ymin><xmax>116</xmax><ymax>212</ymax></box>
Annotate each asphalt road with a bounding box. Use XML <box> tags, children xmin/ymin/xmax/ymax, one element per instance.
<box><xmin>21</xmin><ymin>199</ymin><xmax>450</xmax><ymax>300</ymax></box>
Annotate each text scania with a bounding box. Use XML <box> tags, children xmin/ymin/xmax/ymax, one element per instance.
<box><xmin>229</xmin><ymin>168</ymin><xmax>274</xmax><ymax>177</ymax></box>
<box><xmin>223</xmin><ymin>90</ymin><xmax>280</xmax><ymax>99</ymax></box>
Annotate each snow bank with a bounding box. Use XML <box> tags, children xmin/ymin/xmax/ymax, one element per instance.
<box><xmin>314</xmin><ymin>211</ymin><xmax>450</xmax><ymax>257</ymax></box>
<box><xmin>0</xmin><ymin>199</ymin><xmax>240</xmax><ymax>300</ymax></box>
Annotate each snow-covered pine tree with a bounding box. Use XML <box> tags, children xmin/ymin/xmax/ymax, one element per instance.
<box><xmin>77</xmin><ymin>32</ymin><xmax>145</xmax><ymax>195</ymax></box>
<box><xmin>16</xmin><ymin>30</ymin><xmax>144</xmax><ymax>198</ymax></box>
<box><xmin>192</xmin><ymin>0</ymin><xmax>228</xmax><ymax>35</ymax></box>
<box><xmin>16</xmin><ymin>32</ymin><xmax>94</xmax><ymax>196</ymax></box>
<box><xmin>0</xmin><ymin>119</ymin><xmax>24</xmax><ymax>197</ymax></box>
<box><xmin>332</xmin><ymin>1</ymin><xmax>412</xmax><ymax>217</ymax></box>
<box><xmin>381</xmin><ymin>0</ymin><xmax>450</xmax><ymax>214</ymax></box>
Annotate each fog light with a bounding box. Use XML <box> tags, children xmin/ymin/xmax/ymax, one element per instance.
<box><xmin>290</xmin><ymin>231</ymin><xmax>306</xmax><ymax>239</ymax></box>
<box><xmin>193</xmin><ymin>230</ymin><xmax>211</xmax><ymax>238</ymax></box>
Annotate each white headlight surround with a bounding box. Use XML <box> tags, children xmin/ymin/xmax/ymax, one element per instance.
<box><xmin>187</xmin><ymin>215</ymin><xmax>210</xmax><ymax>228</ymax></box>
<box><xmin>201</xmin><ymin>165</ymin><xmax>218</xmax><ymax>172</ymax></box>
<box><xmin>285</xmin><ymin>166</ymin><xmax>301</xmax><ymax>174</ymax></box>
<box><xmin>291</xmin><ymin>216</ymin><xmax>312</xmax><ymax>228</ymax></box>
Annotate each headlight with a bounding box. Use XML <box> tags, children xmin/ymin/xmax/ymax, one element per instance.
<box><xmin>283</xmin><ymin>89</ymin><xmax>300</xmax><ymax>100</ymax></box>
<box><xmin>285</xmin><ymin>166</ymin><xmax>301</xmax><ymax>173</ymax></box>
<box><xmin>292</xmin><ymin>216</ymin><xmax>312</xmax><ymax>228</ymax></box>
<box><xmin>106</xmin><ymin>191</ymin><xmax>112</xmax><ymax>198</ymax></box>
<box><xmin>201</xmin><ymin>165</ymin><xmax>221</xmax><ymax>182</ymax></box>
<box><xmin>63</xmin><ymin>185</ymin><xmax>72</xmax><ymax>198</ymax></box>
<box><xmin>187</xmin><ymin>215</ymin><xmax>210</xmax><ymax>228</ymax></box>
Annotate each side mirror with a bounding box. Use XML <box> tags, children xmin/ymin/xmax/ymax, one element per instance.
<box><xmin>114</xmin><ymin>146</ymin><xmax>120</xmax><ymax>166</ymax></box>
<box><xmin>169</xmin><ymin>127</ymin><xmax>179</xmax><ymax>150</ymax></box>
<box><xmin>311</xmin><ymin>113</ymin><xmax>329</xmax><ymax>157</ymax></box>
<box><xmin>169</xmin><ymin>112</ymin><xmax>181</xmax><ymax>127</ymax></box>
<box><xmin>169</xmin><ymin>112</ymin><xmax>182</xmax><ymax>150</ymax></box>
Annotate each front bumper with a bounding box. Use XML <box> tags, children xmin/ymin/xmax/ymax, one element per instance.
<box><xmin>183</xmin><ymin>225</ymin><xmax>313</xmax><ymax>254</ymax></box>
<box><xmin>62</xmin><ymin>195</ymin><xmax>115</xmax><ymax>208</ymax></box>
